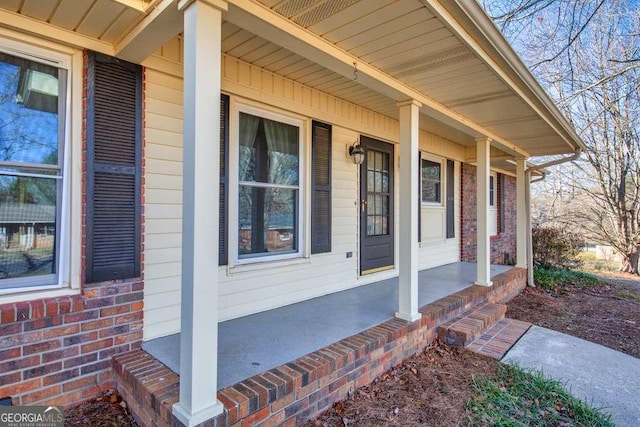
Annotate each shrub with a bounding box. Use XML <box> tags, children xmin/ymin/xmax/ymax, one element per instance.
<box><xmin>532</xmin><ymin>226</ymin><xmax>584</xmax><ymax>269</ymax></box>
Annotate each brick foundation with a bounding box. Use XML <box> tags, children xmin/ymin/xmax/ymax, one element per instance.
<box><xmin>460</xmin><ymin>163</ymin><xmax>517</xmax><ymax>265</ymax></box>
<box><xmin>0</xmin><ymin>281</ymin><xmax>144</xmax><ymax>406</ymax></box>
<box><xmin>114</xmin><ymin>268</ymin><xmax>526</xmax><ymax>427</ymax></box>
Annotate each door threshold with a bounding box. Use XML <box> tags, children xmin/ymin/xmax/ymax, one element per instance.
<box><xmin>361</xmin><ymin>265</ymin><xmax>394</xmax><ymax>275</ymax></box>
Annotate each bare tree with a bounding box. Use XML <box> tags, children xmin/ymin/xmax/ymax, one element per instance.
<box><xmin>480</xmin><ymin>0</ymin><xmax>640</xmax><ymax>273</ymax></box>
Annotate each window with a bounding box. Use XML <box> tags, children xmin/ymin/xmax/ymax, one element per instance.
<box><xmin>0</xmin><ymin>50</ymin><xmax>67</xmax><ymax>291</ymax></box>
<box><xmin>489</xmin><ymin>173</ymin><xmax>496</xmax><ymax>207</ymax></box>
<box><xmin>489</xmin><ymin>172</ymin><xmax>498</xmax><ymax>236</ymax></box>
<box><xmin>421</xmin><ymin>159</ymin><xmax>442</xmax><ymax>203</ymax></box>
<box><xmin>236</xmin><ymin>108</ymin><xmax>303</xmax><ymax>262</ymax></box>
<box><xmin>446</xmin><ymin>159</ymin><xmax>455</xmax><ymax>238</ymax></box>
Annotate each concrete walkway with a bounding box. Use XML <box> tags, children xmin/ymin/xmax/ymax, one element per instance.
<box><xmin>502</xmin><ymin>325</ymin><xmax>640</xmax><ymax>426</ymax></box>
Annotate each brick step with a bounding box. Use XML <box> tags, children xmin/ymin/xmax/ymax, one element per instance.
<box><xmin>466</xmin><ymin>318</ymin><xmax>531</xmax><ymax>359</ymax></box>
<box><xmin>437</xmin><ymin>303</ymin><xmax>507</xmax><ymax>347</ymax></box>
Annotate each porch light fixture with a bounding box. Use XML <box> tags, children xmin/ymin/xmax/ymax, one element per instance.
<box><xmin>349</xmin><ymin>140</ymin><xmax>365</xmax><ymax>165</ymax></box>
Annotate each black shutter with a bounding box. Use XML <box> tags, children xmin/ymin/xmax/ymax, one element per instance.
<box><xmin>418</xmin><ymin>153</ymin><xmax>422</xmax><ymax>243</ymax></box>
<box><xmin>499</xmin><ymin>173</ymin><xmax>505</xmax><ymax>233</ymax></box>
<box><xmin>311</xmin><ymin>121</ymin><xmax>332</xmax><ymax>254</ymax></box>
<box><xmin>219</xmin><ymin>94</ymin><xmax>229</xmax><ymax>265</ymax></box>
<box><xmin>446</xmin><ymin>159</ymin><xmax>455</xmax><ymax>238</ymax></box>
<box><xmin>85</xmin><ymin>52</ymin><xmax>142</xmax><ymax>283</ymax></box>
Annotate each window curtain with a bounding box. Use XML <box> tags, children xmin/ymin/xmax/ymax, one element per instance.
<box><xmin>238</xmin><ymin>113</ymin><xmax>260</xmax><ymax>181</ymax></box>
<box><xmin>263</xmin><ymin>118</ymin><xmax>298</xmax><ymax>185</ymax></box>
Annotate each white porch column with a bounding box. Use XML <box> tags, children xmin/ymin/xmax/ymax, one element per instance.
<box><xmin>516</xmin><ymin>158</ymin><xmax>528</xmax><ymax>268</ymax></box>
<box><xmin>525</xmin><ymin>170</ymin><xmax>535</xmax><ymax>286</ymax></box>
<box><xmin>396</xmin><ymin>100</ymin><xmax>422</xmax><ymax>322</ymax></box>
<box><xmin>475</xmin><ymin>138</ymin><xmax>492</xmax><ymax>286</ymax></box>
<box><xmin>173</xmin><ymin>0</ymin><xmax>227</xmax><ymax>426</ymax></box>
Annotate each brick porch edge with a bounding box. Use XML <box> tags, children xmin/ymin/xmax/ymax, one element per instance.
<box><xmin>113</xmin><ymin>268</ymin><xmax>526</xmax><ymax>427</ymax></box>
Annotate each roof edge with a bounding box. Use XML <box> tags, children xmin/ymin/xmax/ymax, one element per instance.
<box><xmin>435</xmin><ymin>0</ymin><xmax>587</xmax><ymax>153</ymax></box>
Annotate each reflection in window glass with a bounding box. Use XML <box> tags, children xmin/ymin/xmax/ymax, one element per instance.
<box><xmin>0</xmin><ymin>176</ymin><xmax>56</xmax><ymax>279</ymax></box>
<box><xmin>0</xmin><ymin>53</ymin><xmax>59</xmax><ymax>165</ymax></box>
<box><xmin>238</xmin><ymin>112</ymin><xmax>300</xmax><ymax>258</ymax></box>
<box><xmin>421</xmin><ymin>159</ymin><xmax>441</xmax><ymax>203</ymax></box>
<box><xmin>238</xmin><ymin>187</ymin><xmax>296</xmax><ymax>256</ymax></box>
<box><xmin>0</xmin><ymin>52</ymin><xmax>62</xmax><ymax>289</ymax></box>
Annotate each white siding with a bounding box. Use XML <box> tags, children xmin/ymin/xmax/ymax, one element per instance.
<box><xmin>142</xmin><ymin>40</ymin><xmax>468</xmax><ymax>340</ymax></box>
<box><xmin>418</xmin><ymin>160</ymin><xmax>461</xmax><ymax>269</ymax></box>
<box><xmin>143</xmin><ymin>68</ymin><xmax>184</xmax><ymax>340</ymax></box>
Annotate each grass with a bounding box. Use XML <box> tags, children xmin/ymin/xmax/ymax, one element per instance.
<box><xmin>466</xmin><ymin>364</ymin><xmax>613</xmax><ymax>427</ymax></box>
<box><xmin>576</xmin><ymin>251</ymin><xmax>620</xmax><ymax>272</ymax></box>
<box><xmin>614</xmin><ymin>290</ymin><xmax>640</xmax><ymax>301</ymax></box>
<box><xmin>534</xmin><ymin>267</ymin><xmax>600</xmax><ymax>292</ymax></box>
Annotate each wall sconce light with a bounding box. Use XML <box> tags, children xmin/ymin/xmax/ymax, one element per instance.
<box><xmin>349</xmin><ymin>140</ymin><xmax>365</xmax><ymax>165</ymax></box>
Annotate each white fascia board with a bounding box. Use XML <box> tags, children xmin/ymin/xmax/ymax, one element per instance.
<box><xmin>115</xmin><ymin>0</ymin><xmax>183</xmax><ymax>63</ymax></box>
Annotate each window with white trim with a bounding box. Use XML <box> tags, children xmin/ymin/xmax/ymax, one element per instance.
<box><xmin>489</xmin><ymin>172</ymin><xmax>496</xmax><ymax>208</ymax></box>
<box><xmin>235</xmin><ymin>106</ymin><xmax>303</xmax><ymax>262</ymax></box>
<box><xmin>421</xmin><ymin>158</ymin><xmax>442</xmax><ymax>204</ymax></box>
<box><xmin>489</xmin><ymin>171</ymin><xmax>498</xmax><ymax>236</ymax></box>
<box><xmin>0</xmin><ymin>48</ymin><xmax>68</xmax><ymax>292</ymax></box>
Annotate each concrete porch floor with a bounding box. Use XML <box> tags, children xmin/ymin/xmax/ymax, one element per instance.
<box><xmin>144</xmin><ymin>261</ymin><xmax>511</xmax><ymax>389</ymax></box>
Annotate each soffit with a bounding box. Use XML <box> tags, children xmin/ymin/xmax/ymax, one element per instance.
<box><xmin>255</xmin><ymin>0</ymin><xmax>577</xmax><ymax>156</ymax></box>
<box><xmin>0</xmin><ymin>0</ymin><xmax>149</xmax><ymax>44</ymax></box>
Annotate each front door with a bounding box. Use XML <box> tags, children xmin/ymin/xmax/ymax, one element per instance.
<box><xmin>360</xmin><ymin>136</ymin><xmax>394</xmax><ymax>274</ymax></box>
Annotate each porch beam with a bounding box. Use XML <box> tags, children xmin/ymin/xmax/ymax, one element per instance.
<box><xmin>475</xmin><ymin>138</ymin><xmax>492</xmax><ymax>286</ymax></box>
<box><xmin>115</xmin><ymin>0</ymin><xmax>183</xmax><ymax>63</ymax></box>
<box><xmin>173</xmin><ymin>0</ymin><xmax>227</xmax><ymax>426</ymax></box>
<box><xmin>515</xmin><ymin>158</ymin><xmax>528</xmax><ymax>268</ymax></box>
<box><xmin>396</xmin><ymin>100</ymin><xmax>423</xmax><ymax>322</ymax></box>
<box><xmin>223</xmin><ymin>0</ymin><xmax>531</xmax><ymax>159</ymax></box>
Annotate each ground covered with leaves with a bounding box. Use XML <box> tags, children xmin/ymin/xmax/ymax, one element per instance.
<box><xmin>508</xmin><ymin>271</ymin><xmax>640</xmax><ymax>358</ymax></box>
<box><xmin>65</xmin><ymin>389</ymin><xmax>136</xmax><ymax>426</ymax></box>
<box><xmin>65</xmin><ymin>271</ymin><xmax>637</xmax><ymax>426</ymax></box>
<box><xmin>303</xmin><ymin>343</ymin><xmax>496</xmax><ymax>427</ymax></box>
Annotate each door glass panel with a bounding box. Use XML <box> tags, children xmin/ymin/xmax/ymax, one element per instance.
<box><xmin>374</xmin><ymin>171</ymin><xmax>381</xmax><ymax>192</ymax></box>
<box><xmin>365</xmin><ymin>148</ymin><xmax>391</xmax><ymax>237</ymax></box>
<box><xmin>367</xmin><ymin>216</ymin><xmax>374</xmax><ymax>235</ymax></box>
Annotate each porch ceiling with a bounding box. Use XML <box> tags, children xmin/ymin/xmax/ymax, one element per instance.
<box><xmin>251</xmin><ymin>0</ymin><xmax>583</xmax><ymax>157</ymax></box>
<box><xmin>0</xmin><ymin>0</ymin><xmax>585</xmax><ymax>158</ymax></box>
<box><xmin>0</xmin><ymin>0</ymin><xmax>151</xmax><ymax>44</ymax></box>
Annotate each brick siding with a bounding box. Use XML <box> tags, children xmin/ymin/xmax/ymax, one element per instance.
<box><xmin>0</xmin><ymin>283</ymin><xmax>144</xmax><ymax>406</ymax></box>
<box><xmin>0</xmin><ymin>52</ymin><xmax>146</xmax><ymax>407</ymax></box>
<box><xmin>460</xmin><ymin>163</ymin><xmax>517</xmax><ymax>265</ymax></box>
<box><xmin>114</xmin><ymin>268</ymin><xmax>527</xmax><ymax>427</ymax></box>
